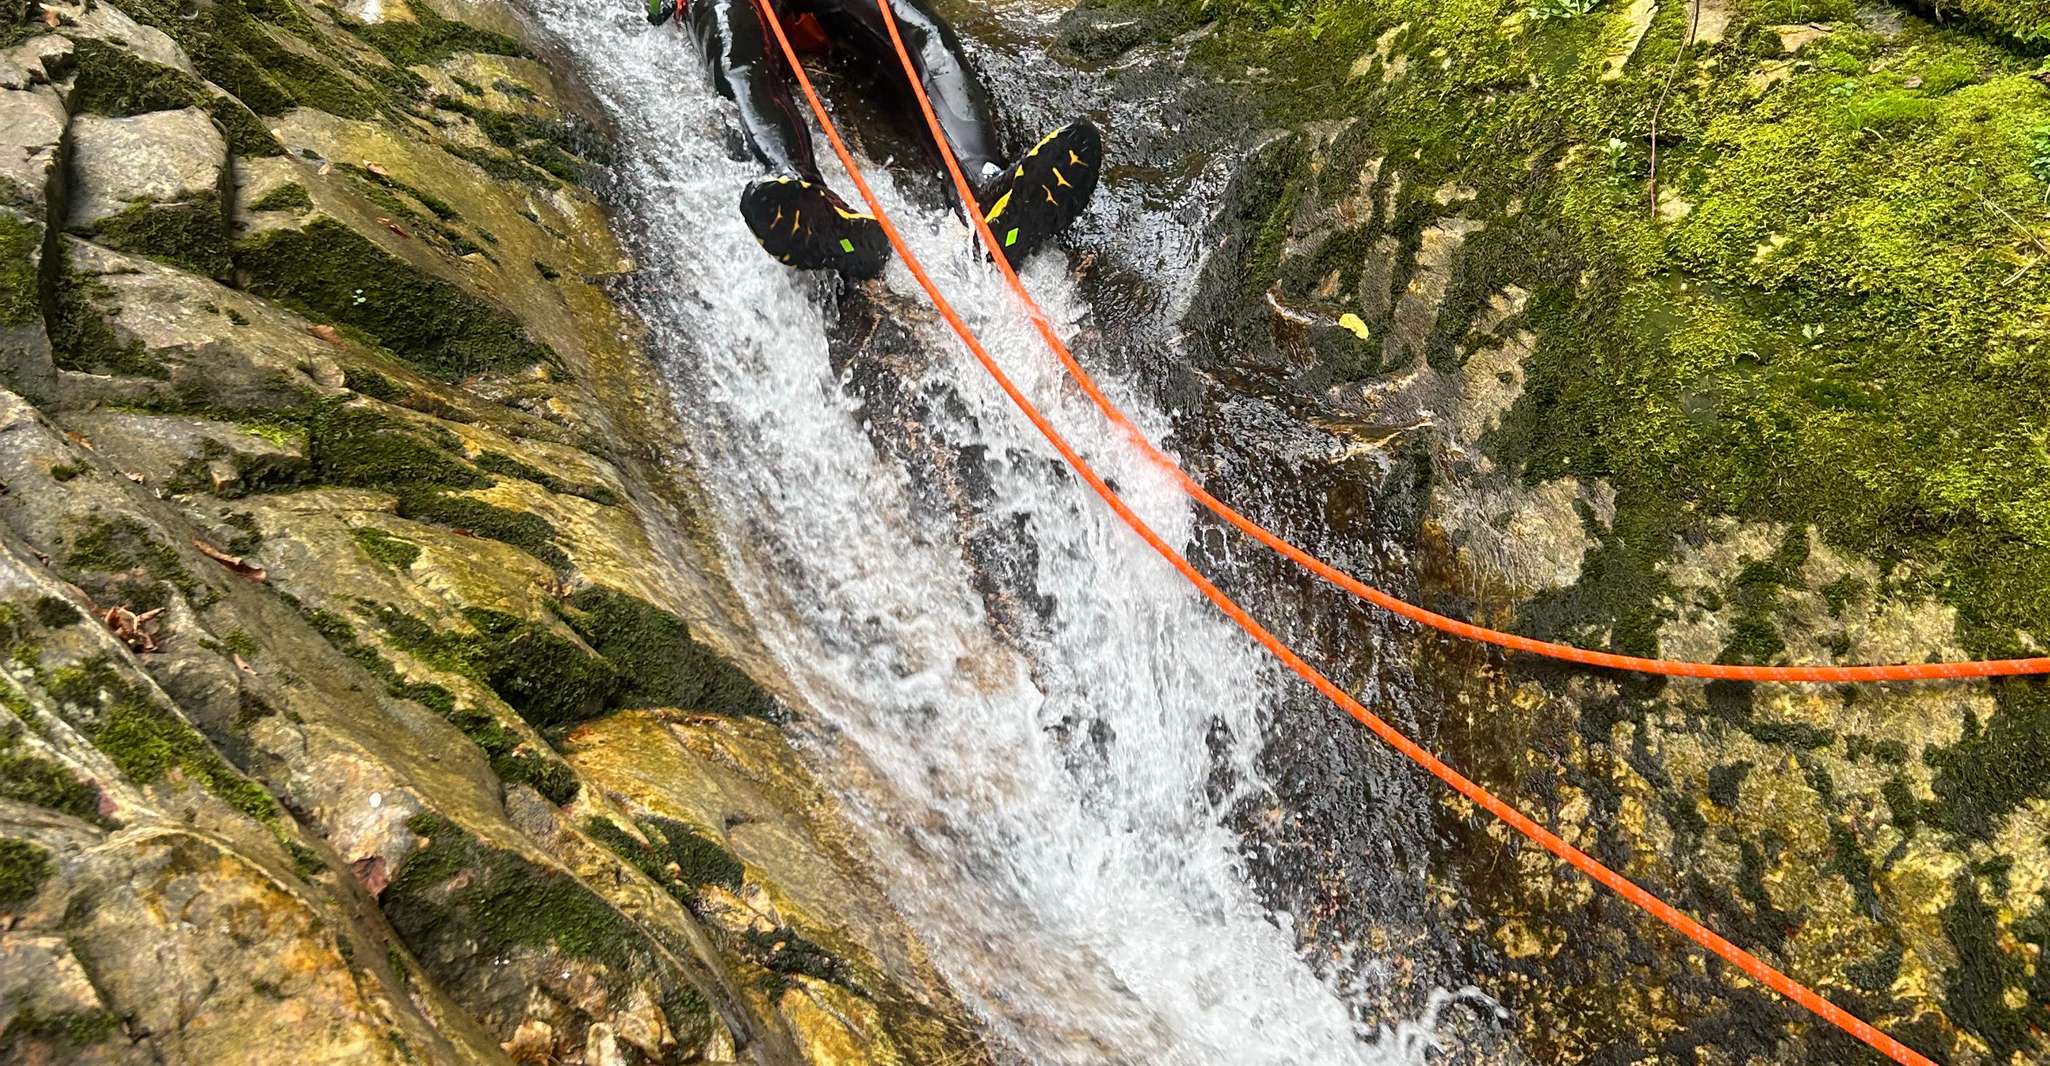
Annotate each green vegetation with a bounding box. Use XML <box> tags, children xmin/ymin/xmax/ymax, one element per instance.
<box><xmin>373</xmin><ymin>603</ymin><xmax>620</xmax><ymax>728</ymax></box>
<box><xmin>0</xmin><ymin>837</ymin><xmax>48</xmax><ymax>906</ymax></box>
<box><xmin>65</xmin><ymin>38</ymin><xmax>282</xmax><ymax>156</ymax></box>
<box><xmin>0</xmin><ymin>1006</ymin><xmax>120</xmax><ymax>1053</ymax></box>
<box><xmin>299</xmin><ymin>604</ymin><xmax>458</xmax><ymax>717</ymax></box>
<box><xmin>116</xmin><ymin>0</ymin><xmax>393</xmax><ymax>120</ymax></box>
<box><xmin>65</xmin><ymin>516</ymin><xmax>205</xmax><ymax>606</ymax></box>
<box><xmin>48</xmin><ymin>260</ymin><xmax>161</xmax><ymax>379</ymax></box>
<box><xmin>445</xmin><ymin>702</ymin><xmax>579</xmax><ymax>804</ymax></box>
<box><xmin>474</xmin><ymin>450</ymin><xmax>621</xmax><ymax>506</ymax></box>
<box><xmin>236</xmin><ymin>219</ymin><xmax>558</xmax><ymax>381</ymax></box>
<box><xmin>560</xmin><ymin>587</ymin><xmax>780</xmax><ymax>720</ymax></box>
<box><xmin>392</xmin><ymin>488</ymin><xmax>569</xmax><ymax>570</ymax></box>
<box><xmin>0</xmin><ymin>212</ymin><xmax>39</xmax><ymax>327</ymax></box>
<box><xmin>307</xmin><ymin>601</ymin><xmax>582</xmax><ymax>801</ymax></box>
<box><xmin>0</xmin><ymin>726</ymin><xmax>108</xmax><ymax>825</ymax></box>
<box><xmin>340</xmin><ymin>4</ymin><xmax>529</xmax><ymax>69</ymax></box>
<box><xmin>87</xmin><ymin>197</ymin><xmax>230</xmax><ymax>277</ymax></box>
<box><xmin>47</xmin><ymin>462</ymin><xmax>85</xmax><ymax>483</ymax></box>
<box><xmin>584</xmin><ymin>815</ymin><xmax>746</xmax><ymax>901</ymax></box>
<box><xmin>31</xmin><ymin>597</ymin><xmax>80</xmax><ymax>628</ymax></box>
<box><xmin>380</xmin><ymin>813</ymin><xmax>713</xmax><ymax>1044</ymax></box>
<box><xmin>302</xmin><ymin>402</ymin><xmax>488</xmax><ymax>489</ymax></box>
<box><xmin>250</xmin><ymin>182</ymin><xmax>314</xmax><ymax>213</ymax></box>
<box><xmin>436</xmin><ymin>99</ymin><xmax>610</xmax><ymax>184</ymax></box>
<box><xmin>352</xmin><ymin>527</ymin><xmax>422</xmax><ymax>569</ymax></box>
<box><xmin>46</xmin><ymin>658</ymin><xmax>278</xmax><ymax>823</ymax></box>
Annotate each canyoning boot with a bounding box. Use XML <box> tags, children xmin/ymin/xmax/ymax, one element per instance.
<box><xmin>972</xmin><ymin>120</ymin><xmax>1103</xmax><ymax>263</ymax></box>
<box><xmin>740</xmin><ymin>177</ymin><xmax>891</xmax><ymax>279</ymax></box>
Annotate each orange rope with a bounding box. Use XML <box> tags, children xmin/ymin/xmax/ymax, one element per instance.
<box><xmin>837</xmin><ymin>15</ymin><xmax>2049</xmax><ymax>687</ymax></box>
<box><xmin>743</xmin><ymin>3</ymin><xmax>1940</xmax><ymax>1062</ymax></box>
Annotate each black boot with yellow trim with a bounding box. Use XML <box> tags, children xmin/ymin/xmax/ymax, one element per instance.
<box><xmin>972</xmin><ymin>120</ymin><xmax>1102</xmax><ymax>264</ymax></box>
<box><xmin>740</xmin><ymin>176</ymin><xmax>892</xmax><ymax>279</ymax></box>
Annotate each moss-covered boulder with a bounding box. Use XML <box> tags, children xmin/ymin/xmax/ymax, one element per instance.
<box><xmin>0</xmin><ymin>1</ymin><xmax>990</xmax><ymax>1062</ymax></box>
<box><xmin>1083</xmin><ymin>0</ymin><xmax>2050</xmax><ymax>1060</ymax></box>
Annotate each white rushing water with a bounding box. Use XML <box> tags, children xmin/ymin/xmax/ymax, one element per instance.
<box><xmin>525</xmin><ymin>2</ymin><xmax>1459</xmax><ymax>1060</ymax></box>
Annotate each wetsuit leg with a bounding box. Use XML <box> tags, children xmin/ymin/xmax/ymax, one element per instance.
<box><xmin>820</xmin><ymin>0</ymin><xmax>1007</xmax><ymax>181</ymax></box>
<box><xmin>689</xmin><ymin>0</ymin><xmax>824</xmax><ymax>182</ymax></box>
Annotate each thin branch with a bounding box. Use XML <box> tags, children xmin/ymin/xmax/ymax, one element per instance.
<box><xmin>1648</xmin><ymin>0</ymin><xmax>1703</xmax><ymax>220</ymax></box>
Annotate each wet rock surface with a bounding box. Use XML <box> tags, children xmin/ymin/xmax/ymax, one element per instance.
<box><xmin>1050</xmin><ymin>0</ymin><xmax>2050</xmax><ymax>1062</ymax></box>
<box><xmin>0</xmin><ymin>1</ymin><xmax>988</xmax><ymax>1062</ymax></box>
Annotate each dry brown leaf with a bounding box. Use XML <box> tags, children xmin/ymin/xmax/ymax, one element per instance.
<box><xmin>103</xmin><ymin>605</ymin><xmax>161</xmax><ymax>653</ymax></box>
<box><xmin>306</xmin><ymin>323</ymin><xmax>343</xmax><ymax>345</ymax></box>
<box><xmin>366</xmin><ymin>161</ymin><xmax>390</xmax><ymax>178</ymax></box>
<box><xmin>42</xmin><ymin>7</ymin><xmax>60</xmax><ymax>27</ymax></box>
<box><xmin>193</xmin><ymin>539</ymin><xmax>268</xmax><ymax>582</ymax></box>
<box><xmin>317</xmin><ymin>160</ymin><xmax>333</xmax><ymax>176</ymax></box>
<box><xmin>65</xmin><ymin>430</ymin><xmax>92</xmax><ymax>450</ymax></box>
<box><xmin>233</xmin><ymin>653</ymin><xmax>256</xmax><ymax>675</ymax></box>
<box><xmin>378</xmin><ymin>217</ymin><xmax>412</xmax><ymax>239</ymax></box>
<box><xmin>124</xmin><ymin>471</ymin><xmax>145</xmax><ymax>483</ymax></box>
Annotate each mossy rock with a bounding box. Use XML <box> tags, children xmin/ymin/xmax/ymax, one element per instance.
<box><xmin>85</xmin><ymin>197</ymin><xmax>231</xmax><ymax>277</ymax></box>
<box><xmin>560</xmin><ymin>587</ymin><xmax>779</xmax><ymax>721</ymax></box>
<box><xmin>65</xmin><ymin>37</ymin><xmax>283</xmax><ymax>157</ymax></box>
<box><xmin>381</xmin><ymin>813</ymin><xmax>715</xmax><ymax>1049</ymax></box>
<box><xmin>0</xmin><ymin>836</ymin><xmax>52</xmax><ymax>906</ymax></box>
<box><xmin>0</xmin><ymin>210</ymin><xmax>40</xmax><ymax>329</ymax></box>
<box><xmin>236</xmin><ymin>217</ymin><xmax>557</xmax><ymax>381</ymax></box>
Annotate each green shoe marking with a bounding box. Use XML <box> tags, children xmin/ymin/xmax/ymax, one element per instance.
<box><xmin>1005</xmin><ymin>227</ymin><xmax>1020</xmax><ymax>247</ymax></box>
<box><xmin>840</xmin><ymin>238</ymin><xmax>855</xmax><ymax>253</ymax></box>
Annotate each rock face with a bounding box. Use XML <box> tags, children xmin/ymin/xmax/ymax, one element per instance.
<box><xmin>0</xmin><ymin>1</ymin><xmax>985</xmax><ymax>1062</ymax></box>
<box><xmin>1060</xmin><ymin>0</ymin><xmax>2050</xmax><ymax>1062</ymax></box>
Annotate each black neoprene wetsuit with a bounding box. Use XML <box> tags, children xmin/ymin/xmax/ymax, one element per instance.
<box><xmin>661</xmin><ymin>0</ymin><xmax>1007</xmax><ymax>188</ymax></box>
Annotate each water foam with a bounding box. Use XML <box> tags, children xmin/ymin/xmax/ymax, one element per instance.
<box><xmin>523</xmin><ymin>2</ymin><xmax>1450</xmax><ymax>1059</ymax></box>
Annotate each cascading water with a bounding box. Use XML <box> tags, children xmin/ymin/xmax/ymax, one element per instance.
<box><xmin>525</xmin><ymin>1</ymin><xmax>1467</xmax><ymax>1060</ymax></box>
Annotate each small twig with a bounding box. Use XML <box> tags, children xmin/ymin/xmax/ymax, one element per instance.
<box><xmin>1648</xmin><ymin>0</ymin><xmax>1704</xmax><ymax>219</ymax></box>
<box><xmin>1966</xmin><ymin>185</ymin><xmax>2050</xmax><ymax>258</ymax></box>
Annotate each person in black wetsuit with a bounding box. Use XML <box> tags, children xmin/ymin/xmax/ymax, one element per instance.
<box><xmin>646</xmin><ymin>0</ymin><xmax>1100</xmax><ymax>278</ymax></box>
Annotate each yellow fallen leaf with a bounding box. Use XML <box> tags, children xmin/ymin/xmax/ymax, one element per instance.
<box><xmin>1337</xmin><ymin>313</ymin><xmax>1370</xmax><ymax>340</ymax></box>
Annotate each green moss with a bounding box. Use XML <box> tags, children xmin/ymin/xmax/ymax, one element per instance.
<box><xmin>437</xmin><ymin>99</ymin><xmax>610</xmax><ymax>183</ymax></box>
<box><xmin>445</xmin><ymin>704</ymin><xmax>579</xmax><ymax>803</ymax></box>
<box><xmin>374</xmin><ymin>600</ymin><xmax>625</xmax><ymax>731</ymax></box>
<box><xmin>0</xmin><ymin>750</ymin><xmax>106</xmax><ymax>824</ymax></box>
<box><xmin>392</xmin><ymin>488</ymin><xmax>569</xmax><ymax>571</ymax></box>
<box><xmin>3</xmin><ymin>834</ymin><xmax>57</xmax><ymax>904</ymax></box>
<box><xmin>380</xmin><ymin>813</ymin><xmax>711</xmax><ymax>1044</ymax></box>
<box><xmin>47</xmin><ymin>658</ymin><xmax>278</xmax><ymax>822</ymax></box>
<box><xmin>340</xmin><ymin>5</ymin><xmax>529</xmax><ymax>69</ymax></box>
<box><xmin>560</xmin><ymin>587</ymin><xmax>779</xmax><ymax>721</ymax></box>
<box><xmin>0</xmin><ymin>1006</ymin><xmax>120</xmax><ymax>1052</ymax></box>
<box><xmin>117</xmin><ymin>0</ymin><xmax>390</xmax><ymax>120</ymax></box>
<box><xmin>457</xmin><ymin>608</ymin><xmax>618</xmax><ymax>728</ymax></box>
<box><xmin>352</xmin><ymin>527</ymin><xmax>421</xmax><ymax>569</ymax></box>
<box><xmin>532</xmin><ymin>259</ymin><xmax>560</xmax><ymax>281</ymax></box>
<box><xmin>473</xmin><ymin>450</ymin><xmax>620</xmax><ymax>506</ymax></box>
<box><xmin>585</xmin><ymin>815</ymin><xmax>744</xmax><ymax>899</ymax></box>
<box><xmin>742</xmin><ymin>925</ymin><xmax>853</xmax><ymax>989</ymax></box>
<box><xmin>47</xmin><ymin>462</ymin><xmax>85</xmax><ymax>483</ymax></box>
<box><xmin>0</xmin><ymin>211</ymin><xmax>39</xmax><ymax>327</ymax></box>
<box><xmin>31</xmin><ymin>597</ymin><xmax>79</xmax><ymax>628</ymax></box>
<box><xmin>341</xmin><ymin>365</ymin><xmax>406</xmax><ymax>401</ymax></box>
<box><xmin>236</xmin><ymin>219</ymin><xmax>557</xmax><ymax>381</ymax></box>
<box><xmin>86</xmin><ymin>198</ymin><xmax>230</xmax><ymax>277</ymax></box>
<box><xmin>66</xmin><ymin>39</ymin><xmax>283</xmax><ymax>157</ymax></box>
<box><xmin>65</xmin><ymin>516</ymin><xmax>205</xmax><ymax>604</ymax></box>
<box><xmin>302</xmin><ymin>402</ymin><xmax>487</xmax><ymax>489</ymax></box>
<box><xmin>48</xmin><ymin>263</ymin><xmax>162</xmax><ymax>380</ymax></box>
<box><xmin>250</xmin><ymin>183</ymin><xmax>313</xmax><ymax>213</ymax></box>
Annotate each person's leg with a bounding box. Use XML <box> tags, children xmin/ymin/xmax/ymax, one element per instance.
<box><xmin>688</xmin><ymin>0</ymin><xmax>824</xmax><ymax>182</ymax></box>
<box><xmin>822</xmin><ymin>0</ymin><xmax>1007</xmax><ymax>181</ymax></box>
